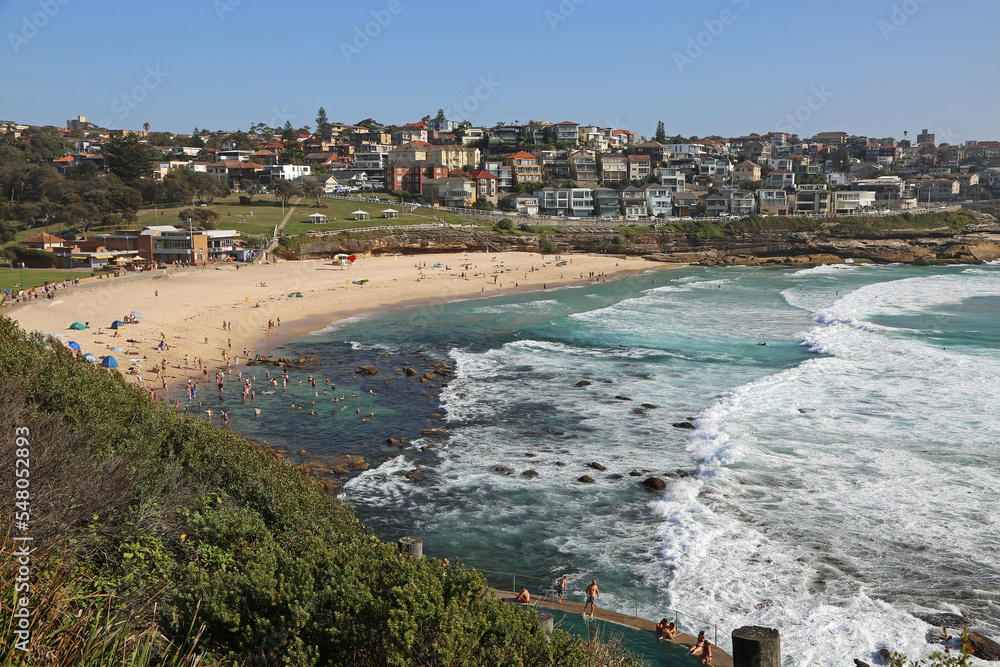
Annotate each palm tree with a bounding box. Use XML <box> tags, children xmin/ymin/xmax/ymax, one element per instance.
<box><xmin>143</xmin><ymin>122</ymin><xmax>150</xmax><ymax>133</ymax></box>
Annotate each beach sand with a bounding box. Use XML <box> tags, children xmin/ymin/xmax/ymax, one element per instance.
<box><xmin>8</xmin><ymin>252</ymin><xmax>675</xmax><ymax>396</ymax></box>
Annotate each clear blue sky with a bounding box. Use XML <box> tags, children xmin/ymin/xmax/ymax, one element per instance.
<box><xmin>2</xmin><ymin>0</ymin><xmax>997</xmax><ymax>143</ymax></box>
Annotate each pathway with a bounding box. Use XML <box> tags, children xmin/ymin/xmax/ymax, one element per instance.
<box><xmin>489</xmin><ymin>587</ymin><xmax>733</xmax><ymax>666</ymax></box>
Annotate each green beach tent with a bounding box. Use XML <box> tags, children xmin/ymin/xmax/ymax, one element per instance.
<box><xmin>69</xmin><ymin>322</ymin><xmax>86</xmax><ymax>330</ymax></box>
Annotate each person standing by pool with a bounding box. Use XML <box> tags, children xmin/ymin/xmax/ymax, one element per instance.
<box><xmin>556</xmin><ymin>575</ymin><xmax>568</xmax><ymax>603</ymax></box>
<box><xmin>583</xmin><ymin>580</ymin><xmax>599</xmax><ymax>615</ymax></box>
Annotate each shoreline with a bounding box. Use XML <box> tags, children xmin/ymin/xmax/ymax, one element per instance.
<box><xmin>7</xmin><ymin>253</ymin><xmax>684</xmax><ymax>400</ymax></box>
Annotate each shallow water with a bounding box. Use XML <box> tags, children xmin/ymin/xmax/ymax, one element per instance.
<box><xmin>202</xmin><ymin>262</ymin><xmax>1000</xmax><ymax>665</ymax></box>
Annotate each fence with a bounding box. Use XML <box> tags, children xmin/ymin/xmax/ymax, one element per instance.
<box><xmin>475</xmin><ymin>567</ymin><xmax>720</xmax><ymax>647</ymax></box>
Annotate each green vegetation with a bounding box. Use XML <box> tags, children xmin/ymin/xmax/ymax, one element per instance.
<box><xmin>0</xmin><ymin>318</ymin><xmax>640</xmax><ymax>665</ymax></box>
<box><xmin>662</xmin><ymin>210</ymin><xmax>979</xmax><ymax>239</ymax></box>
<box><xmin>0</xmin><ymin>267</ymin><xmax>100</xmax><ymax>291</ymax></box>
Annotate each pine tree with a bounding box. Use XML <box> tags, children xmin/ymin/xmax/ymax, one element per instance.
<box><xmin>315</xmin><ymin>107</ymin><xmax>330</xmax><ymax>136</ymax></box>
<box><xmin>654</xmin><ymin>121</ymin><xmax>666</xmax><ymax>143</ymax></box>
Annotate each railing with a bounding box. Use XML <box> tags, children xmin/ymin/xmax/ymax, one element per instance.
<box><xmin>475</xmin><ymin>567</ymin><xmax>720</xmax><ymax>647</ymax></box>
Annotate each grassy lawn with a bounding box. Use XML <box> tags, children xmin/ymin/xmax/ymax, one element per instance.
<box><xmin>0</xmin><ymin>267</ymin><xmax>101</xmax><ymax>291</ymax></box>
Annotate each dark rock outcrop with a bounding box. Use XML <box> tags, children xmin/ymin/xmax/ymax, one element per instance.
<box><xmin>494</xmin><ymin>466</ymin><xmax>513</xmax><ymax>475</ymax></box>
<box><xmin>356</xmin><ymin>365</ymin><xmax>378</xmax><ymax>375</ymax></box>
<box><xmin>578</xmin><ymin>475</ymin><xmax>594</xmax><ymax>483</ymax></box>
<box><xmin>642</xmin><ymin>477</ymin><xmax>667</xmax><ymax>491</ymax></box>
<box><xmin>968</xmin><ymin>632</ymin><xmax>1000</xmax><ymax>661</ymax></box>
<box><xmin>672</xmin><ymin>421</ymin><xmax>695</xmax><ymax>429</ymax></box>
<box><xmin>589</xmin><ymin>462</ymin><xmax>607</xmax><ymax>471</ymax></box>
<box><xmin>575</xmin><ymin>380</ymin><xmax>592</xmax><ymax>387</ymax></box>
<box><xmin>522</xmin><ymin>470</ymin><xmax>539</xmax><ymax>478</ymax></box>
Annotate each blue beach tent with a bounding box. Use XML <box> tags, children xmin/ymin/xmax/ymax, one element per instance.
<box><xmin>67</xmin><ymin>341</ymin><xmax>81</xmax><ymax>351</ymax></box>
<box><xmin>101</xmin><ymin>356</ymin><xmax>119</xmax><ymax>368</ymax></box>
<box><xmin>110</xmin><ymin>320</ymin><xmax>126</xmax><ymax>329</ymax></box>
<box><xmin>84</xmin><ymin>353</ymin><xmax>98</xmax><ymax>362</ymax></box>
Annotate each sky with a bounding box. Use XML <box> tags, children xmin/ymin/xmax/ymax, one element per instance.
<box><xmin>1</xmin><ymin>0</ymin><xmax>998</xmax><ymax>144</ymax></box>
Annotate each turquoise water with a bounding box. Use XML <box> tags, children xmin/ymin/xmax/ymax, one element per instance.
<box><xmin>205</xmin><ymin>261</ymin><xmax>1000</xmax><ymax>666</ymax></box>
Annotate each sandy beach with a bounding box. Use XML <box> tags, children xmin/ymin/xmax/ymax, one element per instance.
<box><xmin>7</xmin><ymin>252</ymin><xmax>672</xmax><ymax>397</ymax></box>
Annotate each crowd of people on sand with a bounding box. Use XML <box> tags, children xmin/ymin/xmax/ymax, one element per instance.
<box><xmin>508</xmin><ymin>577</ymin><xmax>713</xmax><ymax>663</ymax></box>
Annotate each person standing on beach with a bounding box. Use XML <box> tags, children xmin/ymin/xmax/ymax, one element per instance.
<box><xmin>583</xmin><ymin>580</ymin><xmax>599</xmax><ymax>615</ymax></box>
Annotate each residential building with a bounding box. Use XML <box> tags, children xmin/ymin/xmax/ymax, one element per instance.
<box><xmin>388</xmin><ymin>141</ymin><xmax>432</xmax><ymax>162</ymax></box>
<box><xmin>725</xmin><ymin>189</ymin><xmax>756</xmax><ymax>217</ymax></box>
<box><xmin>757</xmin><ymin>189</ymin><xmax>790</xmax><ymax>216</ymax></box>
<box><xmin>507</xmin><ymin>151</ymin><xmax>543</xmax><ymax>185</ymax></box>
<box><xmin>599</xmin><ymin>154</ymin><xmax>627</xmax><ymax>184</ymax></box>
<box><xmin>66</xmin><ymin>115</ymin><xmax>87</xmax><ymax>131</ymax></box>
<box><xmin>205</xmin><ymin>160</ymin><xmax>261</xmax><ymax>188</ymax></box>
<box><xmin>384</xmin><ymin>160</ymin><xmax>448</xmax><ymax>192</ymax></box>
<box><xmin>488</xmin><ymin>125</ymin><xmax>521</xmax><ymax>147</ymax></box>
<box><xmin>482</xmin><ymin>160</ymin><xmax>514</xmax><ymax>191</ymax></box>
<box><xmin>421</xmin><ymin>176</ymin><xmax>476</xmax><ymax>208</ymax></box>
<box><xmin>468</xmin><ymin>169</ymin><xmax>498</xmax><ymax>200</ymax></box>
<box><xmin>427</xmin><ymin>118</ymin><xmax>455</xmax><ymax>133</ymax></box>
<box><xmin>20</xmin><ymin>232</ymin><xmax>67</xmax><ymax>251</ymax></box>
<box><xmin>620</xmin><ymin>185</ymin><xmax>647</xmax><ymax>218</ymax></box>
<box><xmin>654</xmin><ymin>167</ymin><xmax>686</xmax><ymax>193</ymax></box>
<box><xmin>551</xmin><ymin>121</ymin><xmax>580</xmax><ymax>146</ymax></box>
<box><xmin>593</xmin><ymin>187</ymin><xmax>620</xmax><ymax>218</ymax></box>
<box><xmin>578</xmin><ymin>125</ymin><xmax>610</xmax><ymax>151</ymax></box>
<box><xmin>792</xmin><ymin>187</ymin><xmax>833</xmax><ymax>214</ymax></box>
<box><xmin>671</xmin><ymin>192</ymin><xmax>699</xmax><ymax>217</ymax></box>
<box><xmin>568</xmin><ymin>149</ymin><xmax>598</xmax><ymax>184</ymax></box>
<box><xmin>765</xmin><ymin>169</ymin><xmax>795</xmax><ymax>189</ymax></box>
<box><xmin>533</xmin><ymin>187</ymin><xmax>593</xmax><ymax>216</ymax></box>
<box><xmin>534</xmin><ymin>150</ymin><xmax>571</xmax><ymax>180</ymax></box>
<box><xmin>460</xmin><ymin>127</ymin><xmax>486</xmax><ymax>146</ymax></box>
<box><xmin>635</xmin><ymin>140</ymin><xmax>669</xmax><ymax>164</ymax></box>
<box><xmin>699</xmin><ymin>193</ymin><xmax>729</xmax><ymax>217</ymax></box>
<box><xmin>832</xmin><ymin>190</ymin><xmax>876</xmax><ymax>213</ymax></box>
<box><xmin>514</xmin><ymin>194</ymin><xmax>539</xmax><ymax>216</ymax></box>
<box><xmin>700</xmin><ymin>157</ymin><xmax>732</xmax><ymax>181</ymax></box>
<box><xmin>813</xmin><ymin>131</ymin><xmax>849</xmax><ymax>145</ymax></box>
<box><xmin>627</xmin><ymin>154</ymin><xmax>651</xmax><ymax>181</ymax></box>
<box><xmin>642</xmin><ymin>182</ymin><xmax>673</xmax><ymax>217</ymax></box>
<box><xmin>428</xmin><ymin>145</ymin><xmax>481</xmax><ymax>171</ymax></box>
<box><xmin>733</xmin><ymin>160</ymin><xmax>761</xmax><ymax>182</ymax></box>
<box><xmin>916</xmin><ymin>129</ymin><xmax>935</xmax><ymax>145</ymax></box>
<box><xmin>259</xmin><ymin>164</ymin><xmax>311</xmax><ymax>183</ymax></box>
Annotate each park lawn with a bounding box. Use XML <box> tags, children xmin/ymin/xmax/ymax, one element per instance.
<box><xmin>0</xmin><ymin>267</ymin><xmax>100</xmax><ymax>291</ymax></box>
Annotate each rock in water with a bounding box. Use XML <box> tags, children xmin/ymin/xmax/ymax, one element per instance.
<box><xmin>589</xmin><ymin>462</ymin><xmax>607</xmax><ymax>471</ymax></box>
<box><xmin>522</xmin><ymin>470</ymin><xmax>539</xmax><ymax>478</ymax></box>
<box><xmin>672</xmin><ymin>421</ymin><xmax>695</xmax><ymax>429</ymax></box>
<box><xmin>356</xmin><ymin>366</ymin><xmax>379</xmax><ymax>375</ymax></box>
<box><xmin>578</xmin><ymin>475</ymin><xmax>594</xmax><ymax>483</ymax></box>
<box><xmin>614</xmin><ymin>395</ymin><xmax>632</xmax><ymax>401</ymax></box>
<box><xmin>575</xmin><ymin>380</ymin><xmax>591</xmax><ymax>387</ymax></box>
<box><xmin>853</xmin><ymin>660</ymin><xmax>871</xmax><ymax>667</ymax></box>
<box><xmin>968</xmin><ymin>632</ymin><xmax>1000</xmax><ymax>661</ymax></box>
<box><xmin>642</xmin><ymin>477</ymin><xmax>666</xmax><ymax>491</ymax></box>
<box><xmin>917</xmin><ymin>613</ymin><xmax>975</xmax><ymax>629</ymax></box>
<box><xmin>494</xmin><ymin>466</ymin><xmax>513</xmax><ymax>475</ymax></box>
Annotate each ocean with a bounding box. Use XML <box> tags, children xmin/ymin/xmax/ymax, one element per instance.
<box><xmin>195</xmin><ymin>261</ymin><xmax>1000</xmax><ymax>666</ymax></box>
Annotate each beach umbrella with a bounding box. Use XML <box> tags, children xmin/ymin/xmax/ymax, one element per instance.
<box><xmin>84</xmin><ymin>353</ymin><xmax>98</xmax><ymax>362</ymax></box>
<box><xmin>110</xmin><ymin>347</ymin><xmax>125</xmax><ymax>352</ymax></box>
<box><xmin>131</xmin><ymin>311</ymin><xmax>143</xmax><ymax>318</ymax></box>
<box><xmin>110</xmin><ymin>320</ymin><xmax>126</xmax><ymax>329</ymax></box>
<box><xmin>101</xmin><ymin>356</ymin><xmax>119</xmax><ymax>368</ymax></box>
<box><xmin>67</xmin><ymin>341</ymin><xmax>81</xmax><ymax>351</ymax></box>
<box><xmin>69</xmin><ymin>322</ymin><xmax>86</xmax><ymax>330</ymax></box>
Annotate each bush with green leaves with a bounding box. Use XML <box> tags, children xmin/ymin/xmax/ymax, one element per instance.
<box><xmin>496</xmin><ymin>218</ymin><xmax>514</xmax><ymax>231</ymax></box>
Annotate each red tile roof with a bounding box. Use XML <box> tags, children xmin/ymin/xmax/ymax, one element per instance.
<box><xmin>469</xmin><ymin>170</ymin><xmax>497</xmax><ymax>180</ymax></box>
<box><xmin>508</xmin><ymin>151</ymin><xmax>537</xmax><ymax>160</ymax></box>
<box><xmin>556</xmin><ymin>121</ymin><xmax>578</xmax><ymax>125</ymax></box>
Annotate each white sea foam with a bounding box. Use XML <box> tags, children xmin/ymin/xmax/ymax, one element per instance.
<box><xmin>790</xmin><ymin>263</ymin><xmax>861</xmax><ymax>276</ymax></box>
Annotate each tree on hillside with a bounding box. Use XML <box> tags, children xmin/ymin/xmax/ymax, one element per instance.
<box><xmin>271</xmin><ymin>178</ymin><xmax>302</xmax><ymax>207</ymax></box>
<box><xmin>434</xmin><ymin>108</ymin><xmax>446</xmax><ymax>122</ymax></box>
<box><xmin>281</xmin><ymin>121</ymin><xmax>298</xmax><ymax>145</ymax></box>
<box><xmin>0</xmin><ymin>219</ymin><xmax>16</xmax><ymax>243</ymax></box>
<box><xmin>654</xmin><ymin>121</ymin><xmax>666</xmax><ymax>143</ymax></box>
<box><xmin>101</xmin><ymin>134</ymin><xmax>152</xmax><ymax>183</ymax></box>
<box><xmin>301</xmin><ymin>180</ymin><xmax>323</xmax><ymax>206</ymax></box>
<box><xmin>178</xmin><ymin>207</ymin><xmax>221</xmax><ymax>226</ymax></box>
<box><xmin>242</xmin><ymin>178</ymin><xmax>262</xmax><ymax>203</ymax></box>
<box><xmin>316</xmin><ymin>107</ymin><xmax>331</xmax><ymax>137</ymax></box>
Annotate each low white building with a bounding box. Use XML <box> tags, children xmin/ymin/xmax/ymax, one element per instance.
<box><xmin>833</xmin><ymin>190</ymin><xmax>876</xmax><ymax>213</ymax></box>
<box><xmin>260</xmin><ymin>164</ymin><xmax>312</xmax><ymax>183</ymax></box>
